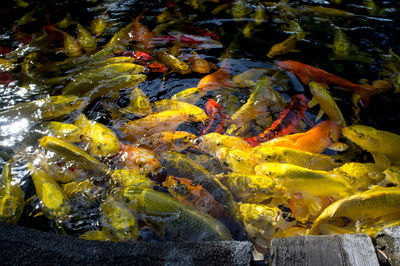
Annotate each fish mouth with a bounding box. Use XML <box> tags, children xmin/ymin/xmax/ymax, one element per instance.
<box><xmin>341</xmin><ymin>127</ymin><xmax>354</xmax><ymax>138</ymax></box>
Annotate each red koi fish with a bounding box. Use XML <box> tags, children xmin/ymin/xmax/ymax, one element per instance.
<box><xmin>130</xmin><ymin>10</ymin><xmax>154</xmax><ymax>49</ymax></box>
<box><xmin>278</xmin><ymin>60</ymin><xmax>388</xmax><ymax>105</ymax></box>
<box><xmin>148</xmin><ymin>62</ymin><xmax>168</xmax><ymax>73</ymax></box>
<box><xmin>202</xmin><ymin>99</ymin><xmax>231</xmax><ymax>135</ymax></box>
<box><xmin>245</xmin><ymin>94</ymin><xmax>312</xmax><ymax>147</ymax></box>
<box><xmin>0</xmin><ymin>46</ymin><xmax>12</xmax><ymax>56</ymax></box>
<box><xmin>182</xmin><ymin>24</ymin><xmax>221</xmax><ymax>40</ymax></box>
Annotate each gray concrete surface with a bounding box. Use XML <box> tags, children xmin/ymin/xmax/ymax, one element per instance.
<box><xmin>376</xmin><ymin>226</ymin><xmax>400</xmax><ymax>266</ymax></box>
<box><xmin>270</xmin><ymin>233</ymin><xmax>379</xmax><ymax>266</ymax></box>
<box><xmin>0</xmin><ymin>222</ymin><xmax>253</xmax><ymax>265</ymax></box>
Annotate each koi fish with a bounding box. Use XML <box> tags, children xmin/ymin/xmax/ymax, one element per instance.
<box><xmin>130</xmin><ymin>10</ymin><xmax>154</xmax><ymax>49</ymax></box>
<box><xmin>245</xmin><ymin>94</ymin><xmax>312</xmax><ymax>147</ymax></box>
<box><xmin>188</xmin><ymin>50</ymin><xmax>217</xmax><ymax>74</ymax></box>
<box><xmin>258</xmin><ymin>120</ymin><xmax>345</xmax><ymax>154</ymax></box>
<box><xmin>118</xmin><ymin>144</ymin><xmax>162</xmax><ymax>175</ymax></box>
<box><xmin>0</xmin><ymin>161</ymin><xmax>24</xmax><ymax>224</ymax></box>
<box><xmin>308</xmin><ymin>186</ymin><xmax>400</xmax><ymax>235</ymax></box>
<box><xmin>139</xmin><ymin>131</ymin><xmax>196</xmax><ymax>154</ymax></box>
<box><xmin>121</xmin><ymin>110</ymin><xmax>190</xmax><ymax>141</ymax></box>
<box><xmin>197</xmin><ymin>63</ymin><xmax>234</xmax><ymax>91</ymax></box>
<box><xmin>101</xmin><ymin>196</ymin><xmax>139</xmax><ymax>241</ymax></box>
<box><xmin>118</xmin><ymin>187</ymin><xmax>232</xmax><ymax>241</ymax></box>
<box><xmin>202</xmin><ymin>99</ymin><xmax>231</xmax><ymax>135</ymax></box>
<box><xmin>164</xmin><ymin>176</ymin><xmax>227</xmax><ymax>219</ymax></box>
<box><xmin>228</xmin><ymin>76</ymin><xmax>286</xmax><ymax>136</ymax></box>
<box><xmin>342</xmin><ymin>125</ymin><xmax>400</xmax><ymax>168</ymax></box>
<box><xmin>278</xmin><ymin>60</ymin><xmax>388</xmax><ymax>105</ymax></box>
<box><xmin>267</xmin><ymin>35</ymin><xmax>299</xmax><ymax>58</ymax></box>
<box><xmin>182</xmin><ymin>24</ymin><xmax>221</xmax><ymax>40</ymax></box>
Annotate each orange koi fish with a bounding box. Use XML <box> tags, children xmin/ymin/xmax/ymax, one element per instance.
<box><xmin>245</xmin><ymin>94</ymin><xmax>312</xmax><ymax>147</ymax></box>
<box><xmin>163</xmin><ymin>176</ymin><xmax>228</xmax><ymax>219</ymax></box>
<box><xmin>202</xmin><ymin>99</ymin><xmax>231</xmax><ymax>135</ymax></box>
<box><xmin>118</xmin><ymin>144</ymin><xmax>162</xmax><ymax>175</ymax></box>
<box><xmin>197</xmin><ymin>63</ymin><xmax>234</xmax><ymax>91</ymax></box>
<box><xmin>130</xmin><ymin>10</ymin><xmax>154</xmax><ymax>49</ymax></box>
<box><xmin>278</xmin><ymin>60</ymin><xmax>388</xmax><ymax>105</ymax></box>
<box><xmin>259</xmin><ymin>120</ymin><xmax>342</xmax><ymax>154</ymax></box>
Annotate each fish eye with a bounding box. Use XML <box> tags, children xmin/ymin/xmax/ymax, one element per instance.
<box><xmin>264</xmin><ymin>170</ymin><xmax>271</xmax><ymax>176</ymax></box>
<box><xmin>357</xmin><ymin>133</ymin><xmax>365</xmax><ymax>138</ymax></box>
<box><xmin>176</xmin><ymin>184</ymin><xmax>188</xmax><ymax>195</ymax></box>
<box><xmin>264</xmin><ymin>155</ymin><xmax>271</xmax><ymax>160</ymax></box>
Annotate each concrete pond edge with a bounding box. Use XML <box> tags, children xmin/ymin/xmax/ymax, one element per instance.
<box><xmin>2</xmin><ymin>222</ymin><xmax>400</xmax><ymax>265</ymax></box>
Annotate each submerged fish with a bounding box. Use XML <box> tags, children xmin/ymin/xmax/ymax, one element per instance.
<box><xmin>118</xmin><ymin>144</ymin><xmax>162</xmax><ymax>175</ymax></box>
<box><xmin>0</xmin><ymin>95</ymin><xmax>83</xmax><ymax>124</ymax></box>
<box><xmin>121</xmin><ymin>87</ymin><xmax>152</xmax><ymax>117</ymax></box>
<box><xmin>139</xmin><ymin>131</ymin><xmax>196</xmax><ymax>154</ymax></box>
<box><xmin>278</xmin><ymin>60</ymin><xmax>389</xmax><ymax>105</ymax></box>
<box><xmin>195</xmin><ymin>132</ymin><xmax>251</xmax><ymax>157</ymax></box>
<box><xmin>152</xmin><ymin>99</ymin><xmax>208</xmax><ymax>123</ymax></box>
<box><xmin>251</xmin><ymin>146</ymin><xmax>340</xmax><ymax>171</ymax></box>
<box><xmin>38</xmin><ymin>136</ymin><xmax>108</xmax><ymax>173</ymax></box>
<box><xmin>308</xmin><ymin>186</ymin><xmax>400</xmax><ymax>235</ymax></box>
<box><xmin>101</xmin><ymin>196</ymin><xmax>139</xmax><ymax>242</ymax></box>
<box><xmin>74</xmin><ymin>114</ymin><xmax>120</xmax><ymax>157</ymax></box>
<box><xmin>28</xmin><ymin>163</ymin><xmax>70</xmax><ymax>219</ymax></box>
<box><xmin>62</xmin><ymin>63</ymin><xmax>144</xmax><ymax>95</ymax></box>
<box><xmin>308</xmin><ymin>82</ymin><xmax>346</xmax><ymax>127</ymax></box>
<box><xmin>259</xmin><ymin>120</ymin><xmax>344</xmax><ymax>154</ymax></box>
<box><xmin>244</xmin><ymin>94</ymin><xmax>310</xmax><ymax>146</ymax></box>
<box><xmin>121</xmin><ymin>110</ymin><xmax>190</xmax><ymax>141</ymax></box>
<box><xmin>255</xmin><ymin>163</ymin><xmax>352</xmax><ymax>199</ymax></box>
<box><xmin>217</xmin><ymin>173</ymin><xmax>281</xmax><ymax>203</ymax></box>
<box><xmin>228</xmin><ymin>76</ymin><xmax>285</xmax><ymax>136</ymax></box>
<box><xmin>0</xmin><ymin>161</ymin><xmax>24</xmax><ymax>224</ymax></box>
<box><xmin>158</xmin><ymin>151</ymin><xmax>246</xmax><ymax>239</ymax></box>
<box><xmin>41</xmin><ymin>121</ymin><xmax>83</xmax><ymax>143</ymax></box>
<box><xmin>118</xmin><ymin>187</ymin><xmax>232</xmax><ymax>241</ymax></box>
<box><xmin>77</xmin><ymin>23</ymin><xmax>97</xmax><ymax>53</ymax></box>
<box><xmin>171</xmin><ymin>87</ymin><xmax>206</xmax><ymax>105</ymax></box>
<box><xmin>164</xmin><ymin>176</ymin><xmax>227</xmax><ymax>218</ymax></box>
<box><xmin>267</xmin><ymin>35</ymin><xmax>299</xmax><ymax>58</ymax></box>
<box><xmin>342</xmin><ymin>125</ymin><xmax>400</xmax><ymax>168</ymax></box>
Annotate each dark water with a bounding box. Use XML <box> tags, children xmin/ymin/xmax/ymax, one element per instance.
<box><xmin>1</xmin><ymin>0</ymin><xmax>400</xmax><ymax>258</ymax></box>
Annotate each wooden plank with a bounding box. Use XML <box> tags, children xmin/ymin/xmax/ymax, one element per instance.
<box><xmin>270</xmin><ymin>234</ymin><xmax>379</xmax><ymax>266</ymax></box>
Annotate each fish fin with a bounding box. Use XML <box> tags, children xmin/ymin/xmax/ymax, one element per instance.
<box><xmin>33</xmin><ymin>211</ymin><xmax>45</xmax><ymax>218</ymax></box>
<box><xmin>315</xmin><ymin>109</ymin><xmax>324</xmax><ymax>122</ymax></box>
<box><xmin>308</xmin><ymin>198</ymin><xmax>322</xmax><ymax>217</ymax></box>
<box><xmin>289</xmin><ymin>49</ymin><xmax>301</xmax><ymax>53</ymax></box>
<box><xmin>372</xmin><ymin>153</ymin><xmax>391</xmax><ymax>169</ymax></box>
<box><xmin>327</xmin><ymin>142</ymin><xmax>348</xmax><ymax>152</ymax></box>
<box><xmin>308</xmin><ymin>97</ymin><xmax>318</xmax><ymax>108</ymax></box>
<box><xmin>351</xmin><ymin>93</ymin><xmax>362</xmax><ymax>117</ymax></box>
<box><xmin>318</xmin><ymin>224</ymin><xmax>355</xmax><ymax>235</ymax></box>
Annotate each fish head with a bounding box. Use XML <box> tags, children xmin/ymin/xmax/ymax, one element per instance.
<box><xmin>277</xmin><ymin>60</ymin><xmax>297</xmax><ymax>72</ymax></box>
<box><xmin>164</xmin><ymin>176</ymin><xmax>191</xmax><ymax>199</ymax></box>
<box><xmin>342</xmin><ymin>125</ymin><xmax>379</xmax><ymax>151</ymax></box>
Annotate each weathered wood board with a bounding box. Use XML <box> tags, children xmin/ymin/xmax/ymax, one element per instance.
<box><xmin>270</xmin><ymin>234</ymin><xmax>379</xmax><ymax>266</ymax></box>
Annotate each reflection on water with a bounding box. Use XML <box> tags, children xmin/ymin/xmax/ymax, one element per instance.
<box><xmin>0</xmin><ymin>0</ymin><xmax>400</xmax><ymax>260</ymax></box>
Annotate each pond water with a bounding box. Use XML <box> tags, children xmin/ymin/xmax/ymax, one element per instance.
<box><xmin>1</xmin><ymin>0</ymin><xmax>400</xmax><ymax>260</ymax></box>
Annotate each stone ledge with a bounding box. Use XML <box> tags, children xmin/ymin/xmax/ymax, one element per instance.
<box><xmin>0</xmin><ymin>222</ymin><xmax>252</xmax><ymax>266</ymax></box>
<box><xmin>376</xmin><ymin>226</ymin><xmax>400</xmax><ymax>266</ymax></box>
<box><xmin>270</xmin><ymin>234</ymin><xmax>379</xmax><ymax>266</ymax></box>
